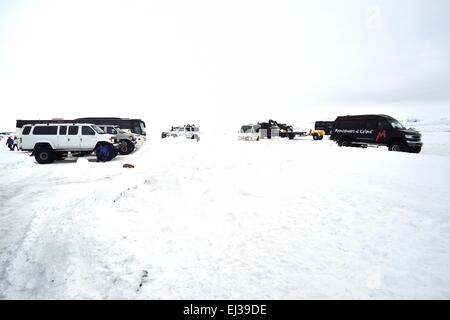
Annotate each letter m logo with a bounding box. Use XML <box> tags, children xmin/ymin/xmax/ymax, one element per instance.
<box><xmin>376</xmin><ymin>130</ymin><xmax>386</xmax><ymax>141</ymax></box>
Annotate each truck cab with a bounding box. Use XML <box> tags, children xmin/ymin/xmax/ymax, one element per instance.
<box><xmin>238</xmin><ymin>124</ymin><xmax>261</xmax><ymax>141</ymax></box>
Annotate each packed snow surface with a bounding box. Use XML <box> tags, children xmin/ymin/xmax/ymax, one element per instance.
<box><xmin>0</xmin><ymin>123</ymin><xmax>449</xmax><ymax>299</ymax></box>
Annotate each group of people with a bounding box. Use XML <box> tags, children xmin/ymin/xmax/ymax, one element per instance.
<box><xmin>5</xmin><ymin>136</ymin><xmax>18</xmax><ymax>151</ymax></box>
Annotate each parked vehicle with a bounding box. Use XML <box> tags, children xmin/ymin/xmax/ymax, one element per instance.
<box><xmin>74</xmin><ymin>117</ymin><xmax>146</xmax><ymax>136</ymax></box>
<box><xmin>97</xmin><ymin>125</ymin><xmax>137</xmax><ymax>155</ymax></box>
<box><xmin>17</xmin><ymin>117</ymin><xmax>147</xmax><ymax>136</ymax></box>
<box><xmin>314</xmin><ymin>121</ymin><xmax>335</xmax><ymax>135</ymax></box>
<box><xmin>238</xmin><ymin>124</ymin><xmax>261</xmax><ymax>141</ymax></box>
<box><xmin>257</xmin><ymin>120</ymin><xmax>325</xmax><ymax>140</ymax></box>
<box><xmin>20</xmin><ymin>123</ymin><xmax>120</xmax><ymax>164</ymax></box>
<box><xmin>330</xmin><ymin>114</ymin><xmax>423</xmax><ymax>153</ymax></box>
<box><xmin>161</xmin><ymin>125</ymin><xmax>200</xmax><ymax>141</ymax></box>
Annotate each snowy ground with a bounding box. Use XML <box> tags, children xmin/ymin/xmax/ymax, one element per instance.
<box><xmin>0</xmin><ymin>122</ymin><xmax>449</xmax><ymax>299</ymax></box>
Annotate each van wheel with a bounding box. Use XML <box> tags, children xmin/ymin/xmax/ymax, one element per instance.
<box><xmin>256</xmin><ymin>136</ymin><xmax>260</xmax><ymax>141</ymax></box>
<box><xmin>119</xmin><ymin>140</ymin><xmax>134</xmax><ymax>155</ymax></box>
<box><xmin>389</xmin><ymin>141</ymin><xmax>404</xmax><ymax>152</ymax></box>
<box><xmin>35</xmin><ymin>147</ymin><xmax>55</xmax><ymax>164</ymax></box>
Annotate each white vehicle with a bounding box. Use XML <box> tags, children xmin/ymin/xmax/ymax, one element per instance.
<box><xmin>97</xmin><ymin>125</ymin><xmax>138</xmax><ymax>155</ymax></box>
<box><xmin>161</xmin><ymin>124</ymin><xmax>200</xmax><ymax>141</ymax></box>
<box><xmin>20</xmin><ymin>123</ymin><xmax>120</xmax><ymax>164</ymax></box>
<box><xmin>238</xmin><ymin>124</ymin><xmax>261</xmax><ymax>141</ymax></box>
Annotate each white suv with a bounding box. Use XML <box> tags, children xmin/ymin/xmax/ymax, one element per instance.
<box><xmin>161</xmin><ymin>125</ymin><xmax>200</xmax><ymax>141</ymax></box>
<box><xmin>20</xmin><ymin>123</ymin><xmax>120</xmax><ymax>164</ymax></box>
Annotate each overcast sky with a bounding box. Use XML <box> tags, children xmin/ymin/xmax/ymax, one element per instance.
<box><xmin>0</xmin><ymin>0</ymin><xmax>449</xmax><ymax>131</ymax></box>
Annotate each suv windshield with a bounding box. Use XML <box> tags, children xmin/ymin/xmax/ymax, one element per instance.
<box><xmin>92</xmin><ymin>125</ymin><xmax>105</xmax><ymax>134</ymax></box>
<box><xmin>388</xmin><ymin>118</ymin><xmax>405</xmax><ymax>130</ymax></box>
<box><xmin>139</xmin><ymin>122</ymin><xmax>146</xmax><ymax>135</ymax></box>
<box><xmin>241</xmin><ymin>126</ymin><xmax>253</xmax><ymax>133</ymax></box>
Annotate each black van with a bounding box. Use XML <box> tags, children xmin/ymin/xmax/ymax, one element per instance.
<box><xmin>330</xmin><ymin>115</ymin><xmax>423</xmax><ymax>153</ymax></box>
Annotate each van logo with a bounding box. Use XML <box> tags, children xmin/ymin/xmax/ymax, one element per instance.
<box><xmin>376</xmin><ymin>130</ymin><xmax>386</xmax><ymax>141</ymax></box>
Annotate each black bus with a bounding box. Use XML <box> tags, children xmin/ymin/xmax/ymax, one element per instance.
<box><xmin>16</xmin><ymin>117</ymin><xmax>146</xmax><ymax>135</ymax></box>
<box><xmin>74</xmin><ymin>118</ymin><xmax>146</xmax><ymax>135</ymax></box>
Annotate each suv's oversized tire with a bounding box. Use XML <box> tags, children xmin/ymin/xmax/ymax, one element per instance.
<box><xmin>388</xmin><ymin>141</ymin><xmax>405</xmax><ymax>152</ymax></box>
<box><xmin>118</xmin><ymin>140</ymin><xmax>135</xmax><ymax>155</ymax></box>
<box><xmin>35</xmin><ymin>147</ymin><xmax>56</xmax><ymax>164</ymax></box>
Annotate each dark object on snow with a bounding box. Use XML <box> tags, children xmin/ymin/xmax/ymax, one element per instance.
<box><xmin>137</xmin><ymin>270</ymin><xmax>149</xmax><ymax>292</ymax></box>
<box><xmin>123</xmin><ymin>164</ymin><xmax>135</xmax><ymax>168</ymax></box>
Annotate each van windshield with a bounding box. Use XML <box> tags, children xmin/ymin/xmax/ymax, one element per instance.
<box><xmin>241</xmin><ymin>126</ymin><xmax>253</xmax><ymax>133</ymax></box>
<box><xmin>92</xmin><ymin>125</ymin><xmax>105</xmax><ymax>134</ymax></box>
<box><xmin>388</xmin><ymin>119</ymin><xmax>405</xmax><ymax>130</ymax></box>
<box><xmin>139</xmin><ymin>122</ymin><xmax>146</xmax><ymax>135</ymax></box>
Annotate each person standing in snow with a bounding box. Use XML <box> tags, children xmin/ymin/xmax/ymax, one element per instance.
<box><xmin>12</xmin><ymin>136</ymin><xmax>18</xmax><ymax>151</ymax></box>
<box><xmin>6</xmin><ymin>136</ymin><xmax>14</xmax><ymax>151</ymax></box>
<box><xmin>96</xmin><ymin>144</ymin><xmax>110</xmax><ymax>162</ymax></box>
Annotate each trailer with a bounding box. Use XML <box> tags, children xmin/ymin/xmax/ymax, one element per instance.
<box><xmin>257</xmin><ymin>119</ymin><xmax>325</xmax><ymax>140</ymax></box>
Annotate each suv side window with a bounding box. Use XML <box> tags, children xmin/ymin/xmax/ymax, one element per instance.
<box><xmin>59</xmin><ymin>126</ymin><xmax>67</xmax><ymax>135</ymax></box>
<box><xmin>68</xmin><ymin>126</ymin><xmax>79</xmax><ymax>135</ymax></box>
<box><xmin>82</xmin><ymin>126</ymin><xmax>95</xmax><ymax>135</ymax></box>
<box><xmin>33</xmin><ymin>126</ymin><xmax>58</xmax><ymax>135</ymax></box>
<box><xmin>22</xmin><ymin>126</ymin><xmax>31</xmax><ymax>135</ymax></box>
<box><xmin>106</xmin><ymin>127</ymin><xmax>117</xmax><ymax>134</ymax></box>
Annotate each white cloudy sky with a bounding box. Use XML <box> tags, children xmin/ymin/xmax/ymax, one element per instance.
<box><xmin>0</xmin><ymin>0</ymin><xmax>449</xmax><ymax>131</ymax></box>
